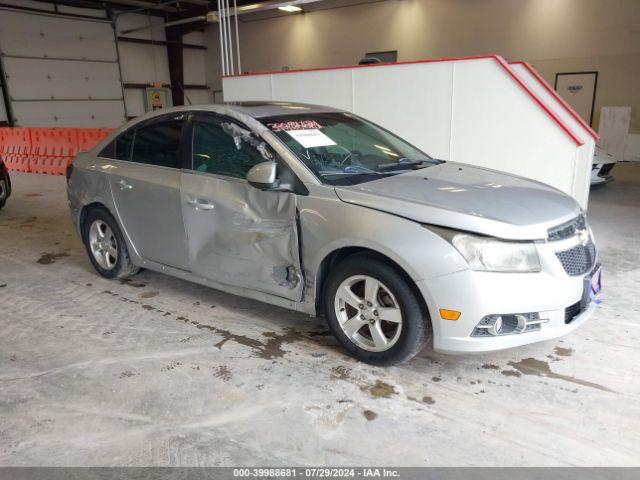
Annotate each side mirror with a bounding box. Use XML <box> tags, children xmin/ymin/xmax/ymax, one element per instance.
<box><xmin>247</xmin><ymin>161</ymin><xmax>280</xmax><ymax>190</ymax></box>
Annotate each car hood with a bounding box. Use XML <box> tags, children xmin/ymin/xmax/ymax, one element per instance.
<box><xmin>334</xmin><ymin>163</ymin><xmax>581</xmax><ymax>240</ymax></box>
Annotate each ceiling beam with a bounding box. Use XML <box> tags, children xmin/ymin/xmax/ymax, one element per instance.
<box><xmin>103</xmin><ymin>0</ymin><xmax>181</xmax><ymax>12</ymax></box>
<box><xmin>117</xmin><ymin>35</ymin><xmax>206</xmax><ymax>49</ymax></box>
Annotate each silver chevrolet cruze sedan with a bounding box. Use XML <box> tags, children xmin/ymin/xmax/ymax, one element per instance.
<box><xmin>67</xmin><ymin>102</ymin><xmax>601</xmax><ymax>365</ymax></box>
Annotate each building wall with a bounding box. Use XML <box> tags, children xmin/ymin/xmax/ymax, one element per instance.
<box><xmin>0</xmin><ymin>0</ymin><xmax>212</xmax><ymax>126</ymax></box>
<box><xmin>205</xmin><ymin>0</ymin><xmax>640</xmax><ymax>133</ymax></box>
<box><xmin>0</xmin><ymin>5</ymin><xmax>125</xmax><ymax>127</ymax></box>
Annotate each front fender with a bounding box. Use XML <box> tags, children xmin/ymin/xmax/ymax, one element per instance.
<box><xmin>297</xmin><ymin>194</ymin><xmax>469</xmax><ymax>313</ymax></box>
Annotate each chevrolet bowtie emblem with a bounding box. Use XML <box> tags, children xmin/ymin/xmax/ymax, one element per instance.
<box><xmin>578</xmin><ymin>228</ymin><xmax>590</xmax><ymax>246</ymax></box>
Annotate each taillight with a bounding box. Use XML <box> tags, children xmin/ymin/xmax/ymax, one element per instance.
<box><xmin>66</xmin><ymin>163</ymin><xmax>74</xmax><ymax>183</ymax></box>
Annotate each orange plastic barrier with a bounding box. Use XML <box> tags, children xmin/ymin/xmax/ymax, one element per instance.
<box><xmin>15</xmin><ymin>146</ymin><xmax>31</xmax><ymax>173</ymax></box>
<box><xmin>0</xmin><ymin>128</ymin><xmax>31</xmax><ymax>172</ymax></box>
<box><xmin>0</xmin><ymin>127</ymin><xmax>114</xmax><ymax>175</ymax></box>
<box><xmin>77</xmin><ymin>128</ymin><xmax>112</xmax><ymax>152</ymax></box>
<box><xmin>27</xmin><ymin>145</ymin><xmax>44</xmax><ymax>173</ymax></box>
<box><xmin>30</xmin><ymin>128</ymin><xmax>78</xmax><ymax>175</ymax></box>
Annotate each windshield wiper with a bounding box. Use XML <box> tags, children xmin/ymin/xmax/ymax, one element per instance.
<box><xmin>377</xmin><ymin>158</ymin><xmax>443</xmax><ymax>172</ymax></box>
<box><xmin>318</xmin><ymin>171</ymin><xmax>385</xmax><ymax>176</ymax></box>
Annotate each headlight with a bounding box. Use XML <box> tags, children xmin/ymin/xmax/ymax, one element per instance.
<box><xmin>431</xmin><ymin>228</ymin><xmax>541</xmax><ymax>272</ymax></box>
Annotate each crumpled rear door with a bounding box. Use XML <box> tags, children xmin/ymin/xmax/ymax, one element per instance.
<box><xmin>181</xmin><ymin>171</ymin><xmax>303</xmax><ymax>301</ymax></box>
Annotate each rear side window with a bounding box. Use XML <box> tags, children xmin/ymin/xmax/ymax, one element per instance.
<box><xmin>132</xmin><ymin>120</ymin><xmax>183</xmax><ymax>168</ymax></box>
<box><xmin>115</xmin><ymin>130</ymin><xmax>134</xmax><ymax>161</ymax></box>
<box><xmin>99</xmin><ymin>129</ymin><xmax>134</xmax><ymax>161</ymax></box>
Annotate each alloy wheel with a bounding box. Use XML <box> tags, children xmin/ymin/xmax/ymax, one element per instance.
<box><xmin>334</xmin><ymin>275</ymin><xmax>403</xmax><ymax>352</ymax></box>
<box><xmin>89</xmin><ymin>219</ymin><xmax>118</xmax><ymax>270</ymax></box>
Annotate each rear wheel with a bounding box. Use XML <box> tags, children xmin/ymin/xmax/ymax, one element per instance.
<box><xmin>83</xmin><ymin>208</ymin><xmax>140</xmax><ymax>279</ymax></box>
<box><xmin>324</xmin><ymin>255</ymin><xmax>429</xmax><ymax>365</ymax></box>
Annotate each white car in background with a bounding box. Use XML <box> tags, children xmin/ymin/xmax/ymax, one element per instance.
<box><xmin>591</xmin><ymin>147</ymin><xmax>617</xmax><ymax>186</ymax></box>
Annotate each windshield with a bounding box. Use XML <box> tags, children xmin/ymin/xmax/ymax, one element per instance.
<box><xmin>260</xmin><ymin>112</ymin><xmax>442</xmax><ymax>186</ymax></box>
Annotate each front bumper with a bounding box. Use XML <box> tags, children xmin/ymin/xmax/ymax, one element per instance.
<box><xmin>591</xmin><ymin>162</ymin><xmax>616</xmax><ymax>185</ymax></box>
<box><xmin>591</xmin><ymin>165</ymin><xmax>614</xmax><ymax>185</ymax></box>
<box><xmin>417</xmin><ymin>237</ymin><xmax>599</xmax><ymax>354</ymax></box>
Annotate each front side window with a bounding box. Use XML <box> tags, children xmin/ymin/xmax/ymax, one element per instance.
<box><xmin>132</xmin><ymin>120</ymin><xmax>183</xmax><ymax>168</ymax></box>
<box><xmin>260</xmin><ymin>112</ymin><xmax>441</xmax><ymax>186</ymax></box>
<box><xmin>191</xmin><ymin>119</ymin><xmax>267</xmax><ymax>179</ymax></box>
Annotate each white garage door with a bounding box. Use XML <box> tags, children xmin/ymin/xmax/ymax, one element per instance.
<box><xmin>0</xmin><ymin>9</ymin><xmax>125</xmax><ymax>127</ymax></box>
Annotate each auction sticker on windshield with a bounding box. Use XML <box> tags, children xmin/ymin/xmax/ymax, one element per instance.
<box><xmin>286</xmin><ymin>129</ymin><xmax>336</xmax><ymax>149</ymax></box>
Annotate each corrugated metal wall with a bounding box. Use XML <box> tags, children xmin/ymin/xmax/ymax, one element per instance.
<box><xmin>183</xmin><ymin>31</ymin><xmax>210</xmax><ymax>106</ymax></box>
<box><xmin>117</xmin><ymin>17</ymin><xmax>211</xmax><ymax>116</ymax></box>
<box><xmin>117</xmin><ymin>13</ymin><xmax>170</xmax><ymax>118</ymax></box>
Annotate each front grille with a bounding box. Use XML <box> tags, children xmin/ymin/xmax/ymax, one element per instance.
<box><xmin>565</xmin><ymin>301</ymin><xmax>583</xmax><ymax>324</ymax></box>
<box><xmin>599</xmin><ymin>163</ymin><xmax>615</xmax><ymax>176</ymax></box>
<box><xmin>556</xmin><ymin>240</ymin><xmax>596</xmax><ymax>276</ymax></box>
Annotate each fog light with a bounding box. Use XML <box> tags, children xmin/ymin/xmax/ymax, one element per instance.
<box><xmin>471</xmin><ymin>312</ymin><xmax>548</xmax><ymax>337</ymax></box>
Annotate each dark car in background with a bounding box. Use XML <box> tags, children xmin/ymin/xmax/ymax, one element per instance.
<box><xmin>0</xmin><ymin>157</ymin><xmax>11</xmax><ymax>209</ymax></box>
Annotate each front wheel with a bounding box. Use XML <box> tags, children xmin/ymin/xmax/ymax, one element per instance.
<box><xmin>324</xmin><ymin>255</ymin><xmax>429</xmax><ymax>365</ymax></box>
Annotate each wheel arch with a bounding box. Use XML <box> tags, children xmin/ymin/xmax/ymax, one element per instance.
<box><xmin>314</xmin><ymin>246</ymin><xmax>430</xmax><ymax>322</ymax></box>
<box><xmin>79</xmin><ymin>202</ymin><xmax>113</xmax><ymax>242</ymax></box>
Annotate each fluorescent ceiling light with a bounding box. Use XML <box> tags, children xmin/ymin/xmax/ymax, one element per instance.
<box><xmin>238</xmin><ymin>3</ymin><xmax>261</xmax><ymax>11</ymax></box>
<box><xmin>278</xmin><ymin>5</ymin><xmax>302</xmax><ymax>12</ymax></box>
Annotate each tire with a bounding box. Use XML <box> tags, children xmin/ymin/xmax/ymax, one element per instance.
<box><xmin>323</xmin><ymin>255</ymin><xmax>429</xmax><ymax>366</ymax></box>
<box><xmin>0</xmin><ymin>178</ymin><xmax>6</xmax><ymax>209</ymax></box>
<box><xmin>82</xmin><ymin>207</ymin><xmax>140</xmax><ymax>279</ymax></box>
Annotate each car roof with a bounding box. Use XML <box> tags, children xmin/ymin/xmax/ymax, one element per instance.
<box><xmin>150</xmin><ymin>101</ymin><xmax>343</xmax><ymax>119</ymax></box>
<box><xmin>215</xmin><ymin>101</ymin><xmax>344</xmax><ymax>118</ymax></box>
<box><xmin>121</xmin><ymin>102</ymin><xmax>343</xmax><ymax>130</ymax></box>
<box><xmin>90</xmin><ymin>102</ymin><xmax>346</xmax><ymax>156</ymax></box>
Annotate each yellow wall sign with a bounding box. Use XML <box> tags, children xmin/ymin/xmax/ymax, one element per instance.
<box><xmin>144</xmin><ymin>87</ymin><xmax>172</xmax><ymax>112</ymax></box>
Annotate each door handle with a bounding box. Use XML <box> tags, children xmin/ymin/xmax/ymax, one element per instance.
<box><xmin>186</xmin><ymin>197</ymin><xmax>214</xmax><ymax>211</ymax></box>
<box><xmin>196</xmin><ymin>202</ymin><xmax>214</xmax><ymax>211</ymax></box>
<box><xmin>118</xmin><ymin>179</ymin><xmax>133</xmax><ymax>191</ymax></box>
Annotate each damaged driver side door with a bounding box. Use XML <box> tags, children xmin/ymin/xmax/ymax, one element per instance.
<box><xmin>181</xmin><ymin>112</ymin><xmax>303</xmax><ymax>301</ymax></box>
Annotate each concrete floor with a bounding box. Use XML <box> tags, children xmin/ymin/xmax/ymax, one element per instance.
<box><xmin>1</xmin><ymin>164</ymin><xmax>639</xmax><ymax>467</ymax></box>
